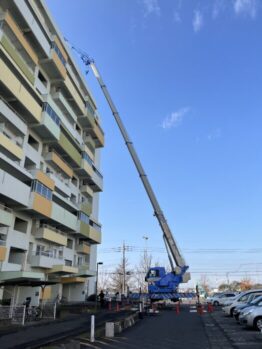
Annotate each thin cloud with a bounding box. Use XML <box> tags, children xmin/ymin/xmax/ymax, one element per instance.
<box><xmin>173</xmin><ymin>11</ymin><xmax>181</xmax><ymax>23</ymax></box>
<box><xmin>212</xmin><ymin>0</ymin><xmax>226</xmax><ymax>19</ymax></box>
<box><xmin>207</xmin><ymin>128</ymin><xmax>222</xmax><ymax>141</ymax></box>
<box><xmin>193</xmin><ymin>10</ymin><xmax>203</xmax><ymax>32</ymax></box>
<box><xmin>162</xmin><ymin>107</ymin><xmax>190</xmax><ymax>130</ymax></box>
<box><xmin>142</xmin><ymin>0</ymin><xmax>161</xmax><ymax>17</ymax></box>
<box><xmin>233</xmin><ymin>0</ymin><xmax>257</xmax><ymax>18</ymax></box>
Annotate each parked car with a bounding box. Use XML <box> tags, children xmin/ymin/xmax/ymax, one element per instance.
<box><xmin>233</xmin><ymin>294</ymin><xmax>262</xmax><ymax>321</ymax></box>
<box><xmin>239</xmin><ymin>298</ymin><xmax>262</xmax><ymax>330</ymax></box>
<box><xmin>207</xmin><ymin>292</ymin><xmax>237</xmax><ymax>306</ymax></box>
<box><xmin>222</xmin><ymin>289</ymin><xmax>262</xmax><ymax>317</ymax></box>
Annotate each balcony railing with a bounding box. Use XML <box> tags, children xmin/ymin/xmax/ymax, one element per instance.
<box><xmin>31</xmin><ymin>251</ymin><xmax>64</xmax><ymax>260</ymax></box>
<box><xmin>31</xmin><ymin>180</ymin><xmax>52</xmax><ymax>200</ymax></box>
<box><xmin>43</xmin><ymin>103</ymin><xmax>61</xmax><ymax>126</ymax></box>
<box><xmin>51</xmin><ymin>42</ymin><xmax>66</xmax><ymax>66</ymax></box>
<box><xmin>40</xmin><ymin>224</ymin><xmax>66</xmax><ymax>238</ymax></box>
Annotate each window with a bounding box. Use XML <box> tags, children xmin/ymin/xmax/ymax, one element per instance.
<box><xmin>38</xmin><ymin>71</ymin><xmax>47</xmax><ymax>87</ymax></box>
<box><xmin>93</xmin><ymin>165</ymin><xmax>103</xmax><ymax>179</ymax></box>
<box><xmin>79</xmin><ymin>212</ymin><xmax>89</xmax><ymax>225</ymax></box>
<box><xmin>43</xmin><ymin>103</ymin><xmax>60</xmax><ymax>126</ymax></box>
<box><xmin>32</xmin><ymin>180</ymin><xmax>52</xmax><ymax>200</ymax></box>
<box><xmin>51</xmin><ymin>42</ymin><xmax>66</xmax><ymax>66</ymax></box>
<box><xmin>28</xmin><ymin>135</ymin><xmax>39</xmax><ymax>151</ymax></box>
<box><xmin>82</xmin><ymin>152</ymin><xmax>93</xmax><ymax>166</ymax></box>
<box><xmin>67</xmin><ymin>239</ymin><xmax>73</xmax><ymax>249</ymax></box>
<box><xmin>85</xmin><ymin>100</ymin><xmax>95</xmax><ymax>116</ymax></box>
<box><xmin>14</xmin><ymin>217</ymin><xmax>28</xmax><ymax>233</ymax></box>
<box><xmin>89</xmin><ymin>220</ymin><xmax>101</xmax><ymax>232</ymax></box>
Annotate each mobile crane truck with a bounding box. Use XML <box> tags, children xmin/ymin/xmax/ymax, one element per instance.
<box><xmin>67</xmin><ymin>42</ymin><xmax>191</xmax><ymax>301</ymax></box>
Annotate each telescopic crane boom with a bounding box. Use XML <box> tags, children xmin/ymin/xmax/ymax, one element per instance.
<box><xmin>67</xmin><ymin>43</ymin><xmax>191</xmax><ymax>295</ymax></box>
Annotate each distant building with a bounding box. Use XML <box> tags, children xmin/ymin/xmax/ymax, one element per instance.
<box><xmin>0</xmin><ymin>0</ymin><xmax>104</xmax><ymax>305</ymax></box>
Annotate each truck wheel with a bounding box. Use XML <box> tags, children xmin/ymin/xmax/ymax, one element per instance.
<box><xmin>213</xmin><ymin>301</ymin><xmax>219</xmax><ymax>306</ymax></box>
<box><xmin>254</xmin><ymin>317</ymin><xmax>262</xmax><ymax>331</ymax></box>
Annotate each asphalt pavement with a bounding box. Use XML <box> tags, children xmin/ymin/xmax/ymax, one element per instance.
<box><xmin>79</xmin><ymin>305</ymin><xmax>212</xmax><ymax>349</ymax></box>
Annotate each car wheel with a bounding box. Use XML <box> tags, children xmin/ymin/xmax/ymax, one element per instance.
<box><xmin>213</xmin><ymin>301</ymin><xmax>219</xmax><ymax>306</ymax></box>
<box><xmin>230</xmin><ymin>308</ymin><xmax>235</xmax><ymax>317</ymax></box>
<box><xmin>254</xmin><ymin>317</ymin><xmax>262</xmax><ymax>331</ymax></box>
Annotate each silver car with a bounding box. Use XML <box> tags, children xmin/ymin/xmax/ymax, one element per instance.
<box><xmin>239</xmin><ymin>299</ymin><xmax>262</xmax><ymax>330</ymax></box>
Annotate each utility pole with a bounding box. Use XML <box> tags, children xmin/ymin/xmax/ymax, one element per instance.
<box><xmin>123</xmin><ymin>241</ymin><xmax>126</xmax><ymax>296</ymax></box>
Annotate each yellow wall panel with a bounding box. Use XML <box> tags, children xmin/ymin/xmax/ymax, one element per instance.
<box><xmin>36</xmin><ymin>171</ymin><xmax>55</xmax><ymax>190</ymax></box>
<box><xmin>0</xmin><ymin>246</ymin><xmax>7</xmax><ymax>261</ymax></box>
<box><xmin>32</xmin><ymin>193</ymin><xmax>52</xmax><ymax>218</ymax></box>
<box><xmin>5</xmin><ymin>12</ymin><xmax>38</xmax><ymax>65</ymax></box>
<box><xmin>0</xmin><ymin>59</ymin><xmax>41</xmax><ymax>122</ymax></box>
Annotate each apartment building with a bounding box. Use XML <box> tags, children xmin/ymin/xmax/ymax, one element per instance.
<box><xmin>0</xmin><ymin>0</ymin><xmax>104</xmax><ymax>305</ymax></box>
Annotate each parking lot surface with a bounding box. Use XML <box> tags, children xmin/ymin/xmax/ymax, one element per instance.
<box><xmin>77</xmin><ymin>305</ymin><xmax>262</xmax><ymax>349</ymax></box>
<box><xmin>206</xmin><ymin>307</ymin><xmax>262</xmax><ymax>348</ymax></box>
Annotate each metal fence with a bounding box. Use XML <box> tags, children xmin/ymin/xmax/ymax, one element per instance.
<box><xmin>41</xmin><ymin>301</ymin><xmax>57</xmax><ymax>320</ymax></box>
<box><xmin>0</xmin><ymin>305</ymin><xmax>26</xmax><ymax>325</ymax></box>
<box><xmin>0</xmin><ymin>302</ymin><xmax>56</xmax><ymax>325</ymax></box>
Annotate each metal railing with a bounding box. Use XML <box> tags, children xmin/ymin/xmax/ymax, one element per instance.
<box><xmin>31</xmin><ymin>250</ymin><xmax>64</xmax><ymax>260</ymax></box>
<box><xmin>39</xmin><ymin>224</ymin><xmax>67</xmax><ymax>238</ymax></box>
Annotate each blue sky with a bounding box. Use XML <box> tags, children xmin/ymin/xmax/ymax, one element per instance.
<box><xmin>46</xmin><ymin>0</ymin><xmax>262</xmax><ymax>287</ymax></box>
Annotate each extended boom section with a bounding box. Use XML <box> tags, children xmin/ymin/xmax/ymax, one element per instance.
<box><xmin>80</xmin><ymin>55</ymin><xmax>190</xmax><ymax>298</ymax></box>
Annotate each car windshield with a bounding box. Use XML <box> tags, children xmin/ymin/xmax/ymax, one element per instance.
<box><xmin>250</xmin><ymin>295</ymin><xmax>262</xmax><ymax>305</ymax></box>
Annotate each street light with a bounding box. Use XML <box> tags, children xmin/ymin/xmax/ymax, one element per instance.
<box><xmin>95</xmin><ymin>262</ymin><xmax>103</xmax><ymax>310</ymax></box>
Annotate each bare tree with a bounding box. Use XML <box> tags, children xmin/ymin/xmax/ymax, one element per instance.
<box><xmin>98</xmin><ymin>269</ymin><xmax>111</xmax><ymax>292</ymax></box>
<box><xmin>199</xmin><ymin>274</ymin><xmax>211</xmax><ymax>294</ymax></box>
<box><xmin>133</xmin><ymin>251</ymin><xmax>153</xmax><ymax>292</ymax></box>
<box><xmin>109</xmin><ymin>257</ymin><xmax>133</xmax><ymax>294</ymax></box>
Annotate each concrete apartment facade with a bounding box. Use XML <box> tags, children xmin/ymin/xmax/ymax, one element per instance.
<box><xmin>0</xmin><ymin>0</ymin><xmax>104</xmax><ymax>305</ymax></box>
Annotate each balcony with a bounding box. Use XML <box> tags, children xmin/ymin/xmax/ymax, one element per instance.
<box><xmin>80</xmin><ymin>201</ymin><xmax>92</xmax><ymax>217</ymax></box>
<box><xmin>63</xmin><ymin>76</ymin><xmax>86</xmax><ymax>116</ymax></box>
<box><xmin>0</xmin><ymin>34</ymin><xmax>35</xmax><ymax>85</ymax></box>
<box><xmin>44</xmin><ymin>151</ymin><xmax>73</xmax><ymax>179</ymax></box>
<box><xmin>28</xmin><ymin>192</ymin><xmax>52</xmax><ymax>218</ymax></box>
<box><xmin>52</xmin><ymin>91</ymin><xmax>77</xmax><ymax>124</ymax></box>
<box><xmin>0</xmin><ymin>204</ymin><xmax>12</xmax><ymax>227</ymax></box>
<box><xmin>0</xmin><ymin>131</ymin><xmax>23</xmax><ymax>161</ymax></box>
<box><xmin>32</xmin><ymin>103</ymin><xmax>61</xmax><ymax>141</ymax></box>
<box><xmin>0</xmin><ymin>98</ymin><xmax>27</xmax><ymax>136</ymax></box>
<box><xmin>30</xmin><ymin>170</ymin><xmax>55</xmax><ymax>191</ymax></box>
<box><xmin>91</xmin><ymin>168</ymin><xmax>103</xmax><ymax>192</ymax></box>
<box><xmin>30</xmin><ymin>251</ymin><xmax>64</xmax><ymax>269</ymax></box>
<box><xmin>7</xmin><ymin>230</ymin><xmax>28</xmax><ymax>251</ymax></box>
<box><xmin>0</xmin><ymin>58</ymin><xmax>42</xmax><ymax>124</ymax></box>
<box><xmin>51</xmin><ymin>202</ymin><xmax>77</xmax><ymax>231</ymax></box>
<box><xmin>80</xmin><ymin>184</ymin><xmax>93</xmax><ymax>199</ymax></box>
<box><xmin>0</xmin><ymin>12</ymin><xmax>37</xmax><ymax>85</ymax></box>
<box><xmin>41</xmin><ymin>38</ymin><xmax>67</xmax><ymax>80</ymax></box>
<box><xmin>78</xmin><ymin>101</ymin><xmax>95</xmax><ymax>129</ymax></box>
<box><xmin>78</xmin><ymin>221</ymin><xmax>101</xmax><ymax>244</ymax></box>
<box><xmin>48</xmin><ymin>265</ymin><xmax>78</xmax><ymax>275</ymax></box>
<box><xmin>60</xmin><ymin>277</ymin><xmax>86</xmax><ymax>284</ymax></box>
<box><xmin>0</xmin><ymin>169</ymin><xmax>31</xmax><ymax>207</ymax></box>
<box><xmin>58</xmin><ymin>131</ymin><xmax>82</xmax><ymax>167</ymax></box>
<box><xmin>0</xmin><ymin>11</ymin><xmax>38</xmax><ymax>65</ymax></box>
<box><xmin>35</xmin><ymin>225</ymin><xmax>67</xmax><ymax>246</ymax></box>
<box><xmin>76</xmin><ymin>243</ymin><xmax>90</xmax><ymax>255</ymax></box>
<box><xmin>77</xmin><ymin>264</ymin><xmax>95</xmax><ymax>277</ymax></box>
<box><xmin>85</xmin><ymin>119</ymin><xmax>104</xmax><ymax>148</ymax></box>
